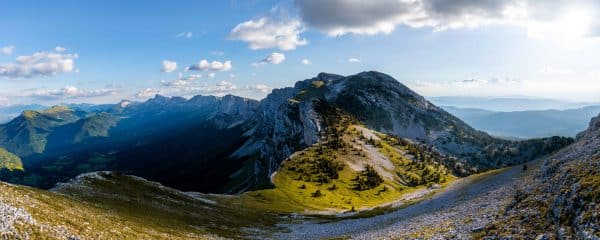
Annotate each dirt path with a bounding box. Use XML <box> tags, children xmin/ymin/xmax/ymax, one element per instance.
<box><xmin>267</xmin><ymin>164</ymin><xmax>524</xmax><ymax>239</ymax></box>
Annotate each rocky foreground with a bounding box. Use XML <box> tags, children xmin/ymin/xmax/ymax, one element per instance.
<box><xmin>482</xmin><ymin>114</ymin><xmax>600</xmax><ymax>239</ymax></box>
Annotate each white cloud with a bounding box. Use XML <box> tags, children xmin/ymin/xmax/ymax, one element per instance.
<box><xmin>0</xmin><ymin>96</ymin><xmax>8</xmax><ymax>105</ymax></box>
<box><xmin>1</xmin><ymin>45</ymin><xmax>15</xmax><ymax>55</ymax></box>
<box><xmin>230</xmin><ymin>17</ymin><xmax>308</xmax><ymax>51</ymax></box>
<box><xmin>210</xmin><ymin>51</ymin><xmax>224</xmax><ymax>56</ymax></box>
<box><xmin>0</xmin><ymin>49</ymin><xmax>78</xmax><ymax>78</ymax></box>
<box><xmin>248</xmin><ymin>84</ymin><xmax>272</xmax><ymax>93</ymax></box>
<box><xmin>160</xmin><ymin>79</ymin><xmax>189</xmax><ymax>87</ymax></box>
<box><xmin>294</xmin><ymin>0</ymin><xmax>600</xmax><ymax>39</ymax></box>
<box><xmin>347</xmin><ymin>58</ymin><xmax>360</xmax><ymax>63</ymax></box>
<box><xmin>301</xmin><ymin>58</ymin><xmax>311</xmax><ymax>65</ymax></box>
<box><xmin>216</xmin><ymin>80</ymin><xmax>236</xmax><ymax>90</ymax></box>
<box><xmin>183</xmin><ymin>74</ymin><xmax>202</xmax><ymax>80</ymax></box>
<box><xmin>28</xmin><ymin>86</ymin><xmax>115</xmax><ymax>100</ymax></box>
<box><xmin>160</xmin><ymin>73</ymin><xmax>201</xmax><ymax>87</ymax></box>
<box><xmin>136</xmin><ymin>88</ymin><xmax>160</xmax><ymax>98</ymax></box>
<box><xmin>254</xmin><ymin>52</ymin><xmax>286</xmax><ymax>66</ymax></box>
<box><xmin>161</xmin><ymin>60</ymin><xmax>177</xmax><ymax>72</ymax></box>
<box><xmin>186</xmin><ymin>60</ymin><xmax>232</xmax><ymax>72</ymax></box>
<box><xmin>55</xmin><ymin>46</ymin><xmax>67</xmax><ymax>52</ymax></box>
<box><xmin>176</xmin><ymin>32</ymin><xmax>193</xmax><ymax>38</ymax></box>
<box><xmin>538</xmin><ymin>67</ymin><xmax>573</xmax><ymax>75</ymax></box>
<box><xmin>207</xmin><ymin>72</ymin><xmax>216</xmax><ymax>78</ymax></box>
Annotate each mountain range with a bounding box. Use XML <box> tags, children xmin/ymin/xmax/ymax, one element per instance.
<box><xmin>443</xmin><ymin>105</ymin><xmax>600</xmax><ymax>139</ymax></box>
<box><xmin>0</xmin><ymin>71</ymin><xmax>595</xmax><ymax>239</ymax></box>
<box><xmin>0</xmin><ymin>71</ymin><xmax>572</xmax><ymax>194</ymax></box>
<box><xmin>429</xmin><ymin>96</ymin><xmax>599</xmax><ymax>112</ymax></box>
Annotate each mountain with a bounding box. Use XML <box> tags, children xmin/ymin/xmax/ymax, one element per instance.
<box><xmin>0</xmin><ymin>106</ymin><xmax>87</xmax><ymax>156</ymax></box>
<box><xmin>483</xmin><ymin>113</ymin><xmax>600</xmax><ymax>238</ymax></box>
<box><xmin>227</xmin><ymin>71</ymin><xmax>572</xmax><ymax>192</ymax></box>
<box><xmin>0</xmin><ymin>104</ymin><xmax>46</xmax><ymax>124</ymax></box>
<box><xmin>429</xmin><ymin>96</ymin><xmax>598</xmax><ymax>112</ymax></box>
<box><xmin>0</xmin><ymin>71</ymin><xmax>571</xmax><ymax>194</ymax></box>
<box><xmin>0</xmin><ymin>95</ymin><xmax>259</xmax><ymax>190</ymax></box>
<box><xmin>443</xmin><ymin>105</ymin><xmax>600</xmax><ymax>138</ymax></box>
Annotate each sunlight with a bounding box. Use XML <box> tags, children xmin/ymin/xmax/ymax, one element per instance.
<box><xmin>526</xmin><ymin>6</ymin><xmax>594</xmax><ymax>41</ymax></box>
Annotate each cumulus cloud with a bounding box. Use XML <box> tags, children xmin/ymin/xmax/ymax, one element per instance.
<box><xmin>230</xmin><ymin>17</ymin><xmax>308</xmax><ymax>50</ymax></box>
<box><xmin>160</xmin><ymin>73</ymin><xmax>202</xmax><ymax>87</ymax></box>
<box><xmin>210</xmin><ymin>51</ymin><xmax>225</xmax><ymax>56</ymax></box>
<box><xmin>301</xmin><ymin>58</ymin><xmax>311</xmax><ymax>65</ymax></box>
<box><xmin>186</xmin><ymin>60</ymin><xmax>232</xmax><ymax>72</ymax></box>
<box><xmin>155</xmin><ymin>71</ymin><xmax>271</xmax><ymax>98</ymax></box>
<box><xmin>1</xmin><ymin>45</ymin><xmax>15</xmax><ymax>55</ymax></box>
<box><xmin>0</xmin><ymin>49</ymin><xmax>78</xmax><ymax>78</ymax></box>
<box><xmin>347</xmin><ymin>58</ymin><xmax>360</xmax><ymax>63</ymax></box>
<box><xmin>176</xmin><ymin>32</ymin><xmax>193</xmax><ymax>38</ymax></box>
<box><xmin>54</xmin><ymin>46</ymin><xmax>67</xmax><ymax>52</ymax></box>
<box><xmin>161</xmin><ymin>60</ymin><xmax>177</xmax><ymax>72</ymax></box>
<box><xmin>28</xmin><ymin>86</ymin><xmax>115</xmax><ymax>100</ymax></box>
<box><xmin>294</xmin><ymin>0</ymin><xmax>600</xmax><ymax>38</ymax></box>
<box><xmin>247</xmin><ymin>84</ymin><xmax>272</xmax><ymax>93</ymax></box>
<box><xmin>254</xmin><ymin>52</ymin><xmax>286</xmax><ymax>66</ymax></box>
<box><xmin>136</xmin><ymin>88</ymin><xmax>160</xmax><ymax>98</ymax></box>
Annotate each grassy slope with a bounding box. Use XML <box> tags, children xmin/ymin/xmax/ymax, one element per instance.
<box><xmin>0</xmin><ymin>181</ymin><xmax>215</xmax><ymax>239</ymax></box>
<box><xmin>1</xmin><ymin>171</ymin><xmax>284</xmax><ymax>239</ymax></box>
<box><xmin>0</xmin><ymin>148</ymin><xmax>23</xmax><ymax>171</ymax></box>
<box><xmin>241</xmin><ymin>121</ymin><xmax>455</xmax><ymax>213</ymax></box>
<box><xmin>236</xmin><ymin>81</ymin><xmax>457</xmax><ymax>213</ymax></box>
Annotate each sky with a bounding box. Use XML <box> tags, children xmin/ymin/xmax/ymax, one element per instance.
<box><xmin>1</xmin><ymin>0</ymin><xmax>600</xmax><ymax>105</ymax></box>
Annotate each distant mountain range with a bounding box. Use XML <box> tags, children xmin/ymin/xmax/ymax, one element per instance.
<box><xmin>429</xmin><ymin>96</ymin><xmax>599</xmax><ymax>112</ymax></box>
<box><xmin>0</xmin><ymin>104</ymin><xmax>46</xmax><ymax>123</ymax></box>
<box><xmin>0</xmin><ymin>71</ymin><xmax>571</xmax><ymax>194</ymax></box>
<box><xmin>442</xmin><ymin>105</ymin><xmax>600</xmax><ymax>139</ymax></box>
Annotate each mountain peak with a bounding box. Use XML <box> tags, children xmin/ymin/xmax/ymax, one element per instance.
<box><xmin>43</xmin><ymin>105</ymin><xmax>73</xmax><ymax>114</ymax></box>
<box><xmin>316</xmin><ymin>72</ymin><xmax>344</xmax><ymax>81</ymax></box>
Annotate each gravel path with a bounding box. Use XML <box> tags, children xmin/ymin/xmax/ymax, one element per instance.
<box><xmin>269</xmin><ymin>165</ymin><xmax>523</xmax><ymax>239</ymax></box>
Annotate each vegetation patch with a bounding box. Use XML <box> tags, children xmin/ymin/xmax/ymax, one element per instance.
<box><xmin>0</xmin><ymin>148</ymin><xmax>23</xmax><ymax>171</ymax></box>
<box><xmin>241</xmin><ymin>103</ymin><xmax>456</xmax><ymax>213</ymax></box>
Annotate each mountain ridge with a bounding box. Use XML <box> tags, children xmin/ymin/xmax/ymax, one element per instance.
<box><xmin>224</xmin><ymin>71</ymin><xmax>572</xmax><ymax>192</ymax></box>
<box><xmin>0</xmin><ymin>71</ymin><xmax>572</xmax><ymax>194</ymax></box>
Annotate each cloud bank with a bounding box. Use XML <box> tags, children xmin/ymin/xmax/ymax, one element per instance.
<box><xmin>294</xmin><ymin>0</ymin><xmax>600</xmax><ymax>38</ymax></box>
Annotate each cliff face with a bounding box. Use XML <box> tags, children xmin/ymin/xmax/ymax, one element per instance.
<box><xmin>484</xmin><ymin>114</ymin><xmax>600</xmax><ymax>239</ymax></box>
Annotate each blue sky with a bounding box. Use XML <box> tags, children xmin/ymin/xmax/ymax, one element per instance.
<box><xmin>1</xmin><ymin>0</ymin><xmax>600</xmax><ymax>105</ymax></box>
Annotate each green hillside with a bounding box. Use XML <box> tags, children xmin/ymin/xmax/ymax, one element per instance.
<box><xmin>0</xmin><ymin>148</ymin><xmax>23</xmax><ymax>171</ymax></box>
<box><xmin>1</xmin><ymin>172</ymin><xmax>279</xmax><ymax>239</ymax></box>
<box><xmin>241</xmin><ymin>102</ymin><xmax>456</xmax><ymax>213</ymax></box>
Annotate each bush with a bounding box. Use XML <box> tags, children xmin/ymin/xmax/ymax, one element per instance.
<box><xmin>352</xmin><ymin>165</ymin><xmax>384</xmax><ymax>190</ymax></box>
<box><xmin>311</xmin><ymin>189</ymin><xmax>323</xmax><ymax>197</ymax></box>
